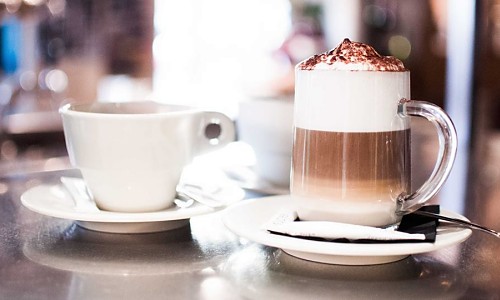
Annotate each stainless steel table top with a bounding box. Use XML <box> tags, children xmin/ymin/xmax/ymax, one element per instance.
<box><xmin>1</xmin><ymin>169</ymin><xmax>499</xmax><ymax>299</ymax></box>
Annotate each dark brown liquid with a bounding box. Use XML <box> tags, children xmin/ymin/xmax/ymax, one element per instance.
<box><xmin>291</xmin><ymin>127</ymin><xmax>411</xmax><ymax>201</ymax></box>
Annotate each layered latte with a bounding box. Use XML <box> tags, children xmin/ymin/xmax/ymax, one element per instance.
<box><xmin>292</xmin><ymin>39</ymin><xmax>411</xmax><ymax>226</ymax></box>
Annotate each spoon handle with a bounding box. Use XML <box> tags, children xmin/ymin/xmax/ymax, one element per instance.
<box><xmin>413</xmin><ymin>210</ymin><xmax>500</xmax><ymax>238</ymax></box>
<box><xmin>176</xmin><ymin>188</ymin><xmax>224</xmax><ymax>208</ymax></box>
<box><xmin>60</xmin><ymin>177</ymin><xmax>100</xmax><ymax>212</ymax></box>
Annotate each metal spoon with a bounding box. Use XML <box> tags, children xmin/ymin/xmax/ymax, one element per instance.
<box><xmin>413</xmin><ymin>210</ymin><xmax>500</xmax><ymax>238</ymax></box>
<box><xmin>176</xmin><ymin>186</ymin><xmax>226</xmax><ymax>208</ymax></box>
<box><xmin>174</xmin><ymin>197</ymin><xmax>195</xmax><ymax>209</ymax></box>
<box><xmin>60</xmin><ymin>177</ymin><xmax>100</xmax><ymax>212</ymax></box>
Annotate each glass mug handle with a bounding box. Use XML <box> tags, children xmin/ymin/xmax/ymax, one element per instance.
<box><xmin>396</xmin><ymin>99</ymin><xmax>458</xmax><ymax>215</ymax></box>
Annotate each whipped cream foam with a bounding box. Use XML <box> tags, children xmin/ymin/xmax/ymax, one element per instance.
<box><xmin>294</xmin><ymin>38</ymin><xmax>410</xmax><ymax>132</ymax></box>
<box><xmin>298</xmin><ymin>38</ymin><xmax>406</xmax><ymax>71</ymax></box>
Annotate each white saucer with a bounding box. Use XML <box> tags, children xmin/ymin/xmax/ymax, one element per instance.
<box><xmin>21</xmin><ymin>182</ymin><xmax>243</xmax><ymax>234</ymax></box>
<box><xmin>222</xmin><ymin>195</ymin><xmax>473</xmax><ymax>265</ymax></box>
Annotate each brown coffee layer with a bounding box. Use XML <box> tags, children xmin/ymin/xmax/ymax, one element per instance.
<box><xmin>291</xmin><ymin>128</ymin><xmax>411</xmax><ymax>199</ymax></box>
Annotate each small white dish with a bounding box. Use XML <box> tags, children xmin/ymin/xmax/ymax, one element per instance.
<box><xmin>21</xmin><ymin>181</ymin><xmax>244</xmax><ymax>234</ymax></box>
<box><xmin>222</xmin><ymin>195</ymin><xmax>473</xmax><ymax>265</ymax></box>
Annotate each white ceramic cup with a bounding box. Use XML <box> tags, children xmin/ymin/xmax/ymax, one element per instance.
<box><xmin>60</xmin><ymin>101</ymin><xmax>235</xmax><ymax>213</ymax></box>
<box><xmin>238</xmin><ymin>98</ymin><xmax>294</xmax><ymax>186</ymax></box>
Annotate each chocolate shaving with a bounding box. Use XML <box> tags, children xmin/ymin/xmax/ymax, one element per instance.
<box><xmin>298</xmin><ymin>38</ymin><xmax>407</xmax><ymax>71</ymax></box>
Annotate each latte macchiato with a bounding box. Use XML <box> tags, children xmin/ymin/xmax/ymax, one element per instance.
<box><xmin>292</xmin><ymin>39</ymin><xmax>457</xmax><ymax>227</ymax></box>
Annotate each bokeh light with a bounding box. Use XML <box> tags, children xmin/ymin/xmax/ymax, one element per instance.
<box><xmin>388</xmin><ymin>35</ymin><xmax>411</xmax><ymax>60</ymax></box>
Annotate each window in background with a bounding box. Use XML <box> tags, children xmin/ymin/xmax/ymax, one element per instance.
<box><xmin>153</xmin><ymin>0</ymin><xmax>292</xmax><ymax>117</ymax></box>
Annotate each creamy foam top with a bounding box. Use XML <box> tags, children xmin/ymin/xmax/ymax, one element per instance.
<box><xmin>294</xmin><ymin>70</ymin><xmax>410</xmax><ymax>132</ymax></box>
<box><xmin>298</xmin><ymin>38</ymin><xmax>406</xmax><ymax>71</ymax></box>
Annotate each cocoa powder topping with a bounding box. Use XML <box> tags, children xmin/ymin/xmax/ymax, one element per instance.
<box><xmin>298</xmin><ymin>38</ymin><xmax>407</xmax><ymax>71</ymax></box>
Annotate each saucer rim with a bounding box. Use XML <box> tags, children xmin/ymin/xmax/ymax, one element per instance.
<box><xmin>21</xmin><ymin>183</ymin><xmax>225</xmax><ymax>223</ymax></box>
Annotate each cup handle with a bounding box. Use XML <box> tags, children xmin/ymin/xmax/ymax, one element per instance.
<box><xmin>396</xmin><ymin>99</ymin><xmax>458</xmax><ymax>215</ymax></box>
<box><xmin>197</xmin><ymin>111</ymin><xmax>236</xmax><ymax>154</ymax></box>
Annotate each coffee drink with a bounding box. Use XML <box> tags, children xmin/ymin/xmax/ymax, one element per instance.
<box><xmin>292</xmin><ymin>128</ymin><xmax>411</xmax><ymax>225</ymax></box>
<box><xmin>292</xmin><ymin>128</ymin><xmax>410</xmax><ymax>197</ymax></box>
<box><xmin>292</xmin><ymin>39</ymin><xmax>411</xmax><ymax>226</ymax></box>
<box><xmin>292</xmin><ymin>38</ymin><xmax>457</xmax><ymax>227</ymax></box>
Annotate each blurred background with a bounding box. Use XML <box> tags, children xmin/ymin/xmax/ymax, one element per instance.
<box><xmin>0</xmin><ymin>0</ymin><xmax>498</xmax><ymax>224</ymax></box>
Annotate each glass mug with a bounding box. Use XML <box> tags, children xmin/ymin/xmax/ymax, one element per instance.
<box><xmin>291</xmin><ymin>69</ymin><xmax>457</xmax><ymax>227</ymax></box>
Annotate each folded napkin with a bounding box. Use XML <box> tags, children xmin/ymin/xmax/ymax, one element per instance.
<box><xmin>263</xmin><ymin>205</ymin><xmax>439</xmax><ymax>243</ymax></box>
